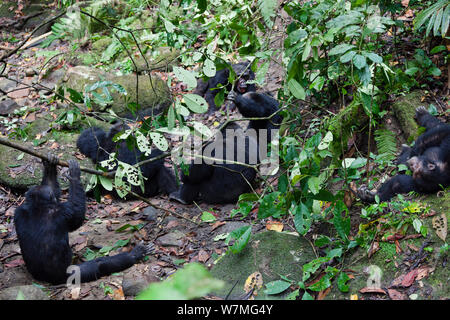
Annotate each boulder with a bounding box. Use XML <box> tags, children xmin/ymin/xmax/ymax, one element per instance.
<box><xmin>209</xmin><ymin>231</ymin><xmax>316</xmax><ymax>299</ymax></box>
<box><xmin>62</xmin><ymin>66</ymin><xmax>171</xmax><ymax>118</ymax></box>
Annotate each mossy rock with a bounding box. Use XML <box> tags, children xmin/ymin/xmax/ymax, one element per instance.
<box><xmin>0</xmin><ymin>112</ymin><xmax>110</xmax><ymax>191</ymax></box>
<box><xmin>391</xmin><ymin>90</ymin><xmax>425</xmax><ymax>143</ymax></box>
<box><xmin>62</xmin><ymin>66</ymin><xmax>171</xmax><ymax>117</ymax></box>
<box><xmin>209</xmin><ymin>231</ymin><xmax>316</xmax><ymax>299</ymax></box>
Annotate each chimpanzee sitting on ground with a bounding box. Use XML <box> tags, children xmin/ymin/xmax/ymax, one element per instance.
<box><xmin>195</xmin><ymin>61</ymin><xmax>256</xmax><ymax>113</ymax></box>
<box><xmin>358</xmin><ymin>106</ymin><xmax>450</xmax><ymax>202</ymax></box>
<box><xmin>169</xmin><ymin>92</ymin><xmax>282</xmax><ymax>204</ymax></box>
<box><xmin>14</xmin><ymin>154</ymin><xmax>154</xmax><ymax>285</ymax></box>
<box><xmin>77</xmin><ymin>122</ymin><xmax>177</xmax><ymax>197</ymax></box>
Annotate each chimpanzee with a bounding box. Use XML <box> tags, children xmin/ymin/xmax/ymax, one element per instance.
<box><xmin>169</xmin><ymin>92</ymin><xmax>282</xmax><ymax>204</ymax></box>
<box><xmin>195</xmin><ymin>61</ymin><xmax>256</xmax><ymax>113</ymax></box>
<box><xmin>14</xmin><ymin>154</ymin><xmax>154</xmax><ymax>285</ymax></box>
<box><xmin>358</xmin><ymin>106</ymin><xmax>450</xmax><ymax>202</ymax></box>
<box><xmin>77</xmin><ymin>123</ymin><xmax>177</xmax><ymax>197</ymax></box>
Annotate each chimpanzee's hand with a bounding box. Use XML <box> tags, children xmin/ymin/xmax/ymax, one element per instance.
<box><xmin>43</xmin><ymin>153</ymin><xmax>59</xmax><ymax>166</ymax></box>
<box><xmin>226</xmin><ymin>90</ymin><xmax>238</xmax><ymax>102</ymax></box>
<box><xmin>357</xmin><ymin>184</ymin><xmax>376</xmax><ymax>203</ymax></box>
<box><xmin>67</xmin><ymin>159</ymin><xmax>81</xmax><ymax>180</ymax></box>
<box><xmin>131</xmin><ymin>241</ymin><xmax>156</xmax><ymax>260</ymax></box>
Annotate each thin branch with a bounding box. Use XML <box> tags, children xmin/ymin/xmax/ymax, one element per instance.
<box><xmin>0</xmin><ymin>137</ymin><xmax>109</xmax><ymax>177</ymax></box>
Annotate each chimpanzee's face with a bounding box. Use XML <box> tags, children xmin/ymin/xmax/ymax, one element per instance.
<box><xmin>407</xmin><ymin>147</ymin><xmax>445</xmax><ymax>180</ymax></box>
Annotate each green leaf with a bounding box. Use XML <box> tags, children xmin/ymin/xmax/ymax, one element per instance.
<box><xmin>99</xmin><ymin>175</ymin><xmax>113</xmax><ymax>191</ymax></box>
<box><xmin>363</xmin><ymin>52</ymin><xmax>383</xmax><ymax>64</ymax></box>
<box><xmin>287</xmin><ymin>78</ymin><xmax>306</xmax><ymax>100</ymax></box>
<box><xmin>136</xmin><ymin>263</ymin><xmax>224</xmax><ymax>300</ymax></box>
<box><xmin>405</xmin><ymin>67</ymin><xmax>419</xmax><ymax>76</ymax></box>
<box><xmin>340</xmin><ymin>50</ymin><xmax>356</xmax><ymax>63</ymax></box>
<box><xmin>293</xmin><ymin>202</ymin><xmax>311</xmax><ymax>236</ymax></box>
<box><xmin>150</xmin><ymin>132</ymin><xmax>169</xmax><ymax>151</ymax></box>
<box><xmin>329</xmin><ymin>44</ymin><xmax>355</xmax><ymax>56</ymax></box>
<box><xmin>183</xmin><ymin>93</ymin><xmax>208</xmax><ymax>113</ymax></box>
<box><xmin>203</xmin><ymin>58</ymin><xmax>216</xmax><ymax>78</ymax></box>
<box><xmin>173</xmin><ymin>67</ymin><xmax>197</xmax><ymax>90</ymax></box>
<box><xmin>264</xmin><ymin>280</ymin><xmax>291</xmax><ymax>295</ymax></box>
<box><xmin>226</xmin><ymin>225</ymin><xmax>251</xmax><ymax>254</ymax></box>
<box><xmin>258</xmin><ymin>192</ymin><xmax>281</xmax><ymax>219</ymax></box>
<box><xmin>201</xmin><ymin>211</ymin><xmax>217</xmax><ymax>223</ymax></box>
<box><xmin>307</xmin><ymin>176</ymin><xmax>320</xmax><ymax>195</ymax></box>
<box><xmin>413</xmin><ymin>218</ymin><xmax>422</xmax><ymax>233</ymax></box>
<box><xmin>337</xmin><ymin>272</ymin><xmax>350</xmax><ymax>292</ymax></box>
<box><xmin>352</xmin><ymin>54</ymin><xmax>367</xmax><ymax>69</ymax></box>
<box><xmin>258</xmin><ymin>0</ymin><xmax>277</xmax><ymax>28</ymax></box>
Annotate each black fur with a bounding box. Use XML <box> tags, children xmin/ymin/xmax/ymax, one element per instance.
<box><xmin>14</xmin><ymin>155</ymin><xmax>153</xmax><ymax>285</ymax></box>
<box><xmin>195</xmin><ymin>61</ymin><xmax>256</xmax><ymax>113</ymax></box>
<box><xmin>170</xmin><ymin>92</ymin><xmax>281</xmax><ymax>204</ymax></box>
<box><xmin>358</xmin><ymin>107</ymin><xmax>450</xmax><ymax>202</ymax></box>
<box><xmin>77</xmin><ymin>123</ymin><xmax>177</xmax><ymax>197</ymax></box>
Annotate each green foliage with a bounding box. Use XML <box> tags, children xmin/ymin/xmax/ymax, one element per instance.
<box><xmin>225</xmin><ymin>225</ymin><xmax>252</xmax><ymax>254</ymax></box>
<box><xmin>283</xmin><ymin>0</ymin><xmax>394</xmax><ymax>109</ymax></box>
<box><xmin>136</xmin><ymin>263</ymin><xmax>224</xmax><ymax>300</ymax></box>
<box><xmin>374</xmin><ymin>129</ymin><xmax>397</xmax><ymax>163</ymax></box>
<box><xmin>414</xmin><ymin>0</ymin><xmax>450</xmax><ymax>38</ymax></box>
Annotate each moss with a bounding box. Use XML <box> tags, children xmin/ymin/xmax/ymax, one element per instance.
<box><xmin>327</xmin><ymin>100</ymin><xmax>368</xmax><ymax>159</ymax></box>
<box><xmin>391</xmin><ymin>90</ymin><xmax>425</xmax><ymax>142</ymax></box>
<box><xmin>209</xmin><ymin>231</ymin><xmax>316</xmax><ymax>299</ymax></box>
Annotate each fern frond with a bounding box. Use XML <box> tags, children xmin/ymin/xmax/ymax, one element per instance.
<box><xmin>258</xmin><ymin>0</ymin><xmax>277</xmax><ymax>28</ymax></box>
<box><xmin>374</xmin><ymin>129</ymin><xmax>397</xmax><ymax>162</ymax></box>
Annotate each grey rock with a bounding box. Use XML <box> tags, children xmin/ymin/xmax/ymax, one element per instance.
<box><xmin>122</xmin><ymin>269</ymin><xmax>159</xmax><ymax>297</ymax></box>
<box><xmin>0</xmin><ymin>285</ymin><xmax>49</xmax><ymax>300</ymax></box>
<box><xmin>0</xmin><ymin>99</ymin><xmax>20</xmax><ymax>115</ymax></box>
<box><xmin>157</xmin><ymin>230</ymin><xmax>185</xmax><ymax>247</ymax></box>
<box><xmin>142</xmin><ymin>206</ymin><xmax>158</xmax><ymax>221</ymax></box>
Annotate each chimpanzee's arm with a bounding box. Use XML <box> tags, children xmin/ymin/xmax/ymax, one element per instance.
<box><xmin>41</xmin><ymin>153</ymin><xmax>61</xmax><ymax>199</ymax></box>
<box><xmin>410</xmin><ymin>126</ymin><xmax>450</xmax><ymax>157</ymax></box>
<box><xmin>61</xmin><ymin>159</ymin><xmax>86</xmax><ymax>232</ymax></box>
<box><xmin>415</xmin><ymin>106</ymin><xmax>446</xmax><ymax>130</ymax></box>
<box><xmin>358</xmin><ymin>175</ymin><xmax>417</xmax><ymax>202</ymax></box>
<box><xmin>74</xmin><ymin>243</ymin><xmax>155</xmax><ymax>283</ymax></box>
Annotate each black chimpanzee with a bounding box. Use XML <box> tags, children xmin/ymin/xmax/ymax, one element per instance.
<box><xmin>195</xmin><ymin>61</ymin><xmax>256</xmax><ymax>113</ymax></box>
<box><xmin>169</xmin><ymin>92</ymin><xmax>282</xmax><ymax>204</ymax></box>
<box><xmin>77</xmin><ymin>122</ymin><xmax>177</xmax><ymax>197</ymax></box>
<box><xmin>14</xmin><ymin>154</ymin><xmax>154</xmax><ymax>285</ymax></box>
<box><xmin>358</xmin><ymin>106</ymin><xmax>450</xmax><ymax>202</ymax></box>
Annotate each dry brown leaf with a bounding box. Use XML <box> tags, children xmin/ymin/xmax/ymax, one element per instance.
<box><xmin>266</xmin><ymin>220</ymin><xmax>283</xmax><ymax>232</ymax></box>
<box><xmin>5</xmin><ymin>259</ymin><xmax>25</xmax><ymax>268</ymax></box>
<box><xmin>359</xmin><ymin>287</ymin><xmax>386</xmax><ymax>294</ymax></box>
<box><xmin>395</xmin><ymin>240</ymin><xmax>402</xmax><ymax>254</ymax></box>
<box><xmin>198</xmin><ymin>249</ymin><xmax>210</xmax><ymax>263</ymax></box>
<box><xmin>49</xmin><ymin>142</ymin><xmax>59</xmax><ymax>150</ymax></box>
<box><xmin>167</xmin><ymin>220</ymin><xmax>179</xmax><ymax>229</ymax></box>
<box><xmin>368</xmin><ymin>241</ymin><xmax>380</xmax><ymax>258</ymax></box>
<box><xmin>388</xmin><ymin>289</ymin><xmax>407</xmax><ymax>300</ymax></box>
<box><xmin>112</xmin><ymin>287</ymin><xmax>125</xmax><ymax>300</ymax></box>
<box><xmin>317</xmin><ymin>287</ymin><xmax>331</xmax><ymax>300</ymax></box>
<box><xmin>432</xmin><ymin>213</ymin><xmax>447</xmax><ymax>242</ymax></box>
<box><xmin>344</xmin><ymin>190</ymin><xmax>355</xmax><ymax>208</ymax></box>
<box><xmin>416</xmin><ymin>266</ymin><xmax>433</xmax><ymax>281</ymax></box>
<box><xmin>244</xmin><ymin>272</ymin><xmax>263</xmax><ymax>295</ymax></box>
<box><xmin>210</xmin><ymin>221</ymin><xmax>226</xmax><ymax>231</ymax></box>
<box><xmin>401</xmin><ymin>269</ymin><xmax>418</xmax><ymax>287</ymax></box>
<box><xmin>407</xmin><ymin>243</ymin><xmax>419</xmax><ymax>252</ymax></box>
